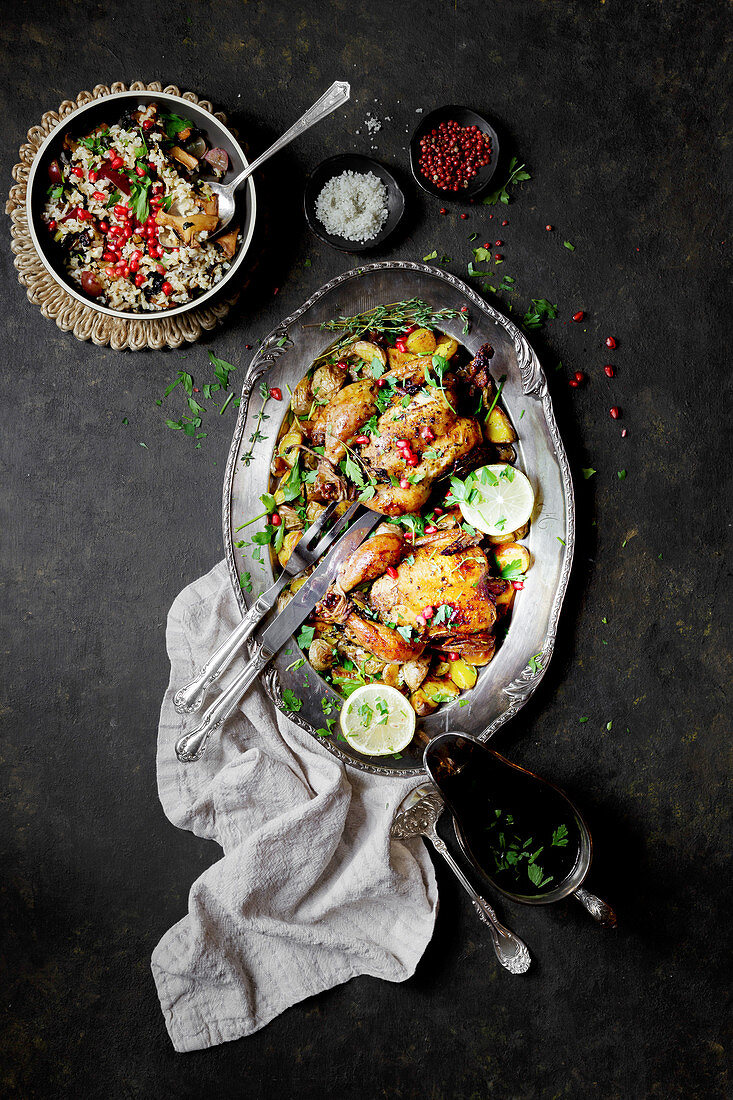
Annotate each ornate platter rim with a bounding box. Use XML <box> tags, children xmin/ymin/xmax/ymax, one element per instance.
<box><xmin>222</xmin><ymin>260</ymin><xmax>576</xmax><ymax>779</ymax></box>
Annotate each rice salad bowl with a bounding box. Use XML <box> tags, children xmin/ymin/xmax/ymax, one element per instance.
<box><xmin>38</xmin><ymin>99</ymin><xmax>243</xmax><ymax>314</ymax></box>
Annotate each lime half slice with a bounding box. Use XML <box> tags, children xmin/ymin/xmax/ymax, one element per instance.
<box><xmin>459</xmin><ymin>464</ymin><xmax>535</xmax><ymax>537</ymax></box>
<box><xmin>339</xmin><ymin>685</ymin><xmax>416</xmax><ymax>757</ymax></box>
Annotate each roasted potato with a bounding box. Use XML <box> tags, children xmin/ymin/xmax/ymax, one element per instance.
<box><xmin>290</xmin><ymin>376</ymin><xmax>313</xmax><ymax>417</ymax></box>
<box><xmin>405</xmin><ymin>327</ymin><xmax>437</xmax><ymax>355</ymax></box>
<box><xmin>495</xmin><ymin>586</ymin><xmax>516</xmax><ymax>615</ymax></box>
<box><xmin>312</xmin><ymin>364</ymin><xmax>347</xmax><ymax>403</ymax></box>
<box><xmin>410</xmin><ymin>688</ymin><xmax>437</xmax><ymax>717</ymax></box>
<box><xmin>352</xmin><ymin>341</ymin><xmax>386</xmax><ymax>368</ymax></box>
<box><xmin>434</xmin><ymin>336</ymin><xmax>458</xmax><ymax>359</ymax></box>
<box><xmin>486</xmin><ymin>406</ymin><xmax>517</xmax><ymax>444</ymax></box>
<box><xmin>422</xmin><ymin>678</ymin><xmax>460</xmax><ymax>705</ymax></box>
<box><xmin>494</xmin><ymin>443</ymin><xmax>516</xmax><ymax>464</ymax></box>
<box><xmin>493</xmin><ymin>542</ymin><xmax>531</xmax><ymax>575</ymax></box>
<box><xmin>448</xmin><ymin>659</ymin><xmax>478</xmax><ymax>690</ymax></box>
<box><xmin>277</xmin><ymin>530</ymin><xmax>301</xmax><ymax>568</ymax></box>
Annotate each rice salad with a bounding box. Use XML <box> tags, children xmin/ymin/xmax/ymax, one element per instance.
<box><xmin>41</xmin><ymin>101</ymin><xmax>239</xmax><ymax>313</ymax></box>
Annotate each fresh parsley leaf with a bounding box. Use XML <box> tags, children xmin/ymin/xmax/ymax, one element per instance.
<box><xmin>564</xmin><ymin>241</ymin><xmax>575</xmax><ymax>251</ymax></box>
<box><xmin>281</xmin><ymin>689</ymin><xmax>303</xmax><ymax>713</ymax></box>
<box><xmin>582</xmin><ymin>468</ymin><xmax>596</xmax><ymax>480</ymax></box>
<box><xmin>552</xmin><ymin>825</ymin><xmax>569</xmax><ymax>847</ymax></box>
<box><xmin>482</xmin><ymin>157</ymin><xmax>531</xmax><ymax>206</ymax></box>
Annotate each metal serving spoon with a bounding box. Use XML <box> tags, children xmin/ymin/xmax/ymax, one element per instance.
<box><xmin>391</xmin><ymin>786</ymin><xmax>531</xmax><ymax>974</ymax></box>
<box><xmin>208</xmin><ymin>80</ymin><xmax>350</xmax><ymax>239</ymax></box>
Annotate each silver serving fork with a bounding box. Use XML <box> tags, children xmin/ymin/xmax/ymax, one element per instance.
<box><xmin>173</xmin><ymin>501</ymin><xmax>359</xmax><ymax>714</ymax></box>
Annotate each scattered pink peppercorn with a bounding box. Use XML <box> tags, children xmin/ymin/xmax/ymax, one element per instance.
<box><xmin>610</xmin><ymin>406</ymin><xmax>621</xmax><ymax>419</ymax></box>
<box><xmin>495</xmin><ymin>240</ymin><xmax>503</xmax><ymax>246</ymax></box>
<box><xmin>545</xmin><ymin>224</ymin><xmax>553</xmax><ymax>231</ymax></box>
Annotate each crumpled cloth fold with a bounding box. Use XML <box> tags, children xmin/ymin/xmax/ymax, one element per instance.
<box><xmin>151</xmin><ymin>561</ymin><xmax>438</xmax><ymax>1052</ymax></box>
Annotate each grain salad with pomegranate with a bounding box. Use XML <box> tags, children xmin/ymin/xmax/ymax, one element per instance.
<box><xmin>41</xmin><ymin>101</ymin><xmax>239</xmax><ymax>312</ymax></box>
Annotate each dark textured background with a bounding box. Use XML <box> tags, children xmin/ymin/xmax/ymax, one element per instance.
<box><xmin>1</xmin><ymin>1</ymin><xmax>730</xmax><ymax>1097</ymax></box>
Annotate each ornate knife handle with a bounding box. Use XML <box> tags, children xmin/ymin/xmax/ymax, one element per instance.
<box><xmin>173</xmin><ymin>587</ymin><xmax>279</xmax><ymax>715</ymax></box>
<box><xmin>427</xmin><ymin>831</ymin><xmax>531</xmax><ymax>974</ymax></box>
<box><xmin>227</xmin><ymin>81</ymin><xmax>351</xmax><ymax>191</ymax></box>
<box><xmin>174</xmin><ymin>644</ymin><xmax>272</xmax><ymax>763</ymax></box>
<box><xmin>574</xmin><ymin>886</ymin><xmax>618</xmax><ymax>928</ymax></box>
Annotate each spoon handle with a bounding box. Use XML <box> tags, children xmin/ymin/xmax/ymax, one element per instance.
<box><xmin>227</xmin><ymin>81</ymin><xmax>351</xmax><ymax>191</ymax></box>
<box><xmin>574</xmin><ymin>886</ymin><xmax>618</xmax><ymax>928</ymax></box>
<box><xmin>427</xmin><ymin>829</ymin><xmax>531</xmax><ymax>974</ymax></box>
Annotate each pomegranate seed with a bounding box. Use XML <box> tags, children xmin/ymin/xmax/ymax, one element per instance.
<box><xmin>135</xmin><ymin>165</ymin><xmax>146</xmax><ymax>177</ymax></box>
<box><xmin>271</xmin><ymin>513</ymin><xmax>282</xmax><ymax>527</ymax></box>
<box><xmin>605</xmin><ymin>336</ymin><xmax>617</xmax><ymax>349</ymax></box>
<box><xmin>377</xmin><ymin>378</ymin><xmax>387</xmax><ymax>388</ymax></box>
<box><xmin>71</xmin><ymin>165</ymin><xmax>84</xmax><ymax>178</ymax></box>
<box><xmin>148</xmin><ymin>246</ymin><xmax>160</xmax><ymax>259</ymax></box>
<box><xmin>142</xmin><ymin>119</ymin><xmax>154</xmax><ymax>131</ymax></box>
<box><xmin>387</xmin><ymin>566</ymin><xmax>399</xmax><ymax>579</ymax></box>
<box><xmin>422</xmin><ymin>606</ymin><xmax>435</xmax><ymax>618</ymax></box>
<box><xmin>161</xmin><ymin>281</ymin><xmax>173</xmax><ymax>296</ymax></box>
<box><xmin>399</xmin><ymin>478</ymin><xmax>410</xmax><ymax>489</ymax></box>
<box><xmin>99</xmin><ymin>220</ymin><xmax>109</xmax><ymax>233</ymax></box>
<box><xmin>512</xmin><ymin>581</ymin><xmax>525</xmax><ymax>591</ymax></box>
<box><xmin>47</xmin><ymin>219</ymin><xmax>57</xmax><ymax>230</ymax></box>
<box><xmin>610</xmin><ymin>406</ymin><xmax>621</xmax><ymax>419</ymax></box>
<box><xmin>353</xmin><ymin>435</ymin><xmax>369</xmax><ymax>445</ymax></box>
<box><xmin>439</xmin><ymin>208</ymin><xmax>447</xmax><ymax>215</ymax></box>
<box><xmin>133</xmin><ymin>273</ymin><xmax>146</xmax><ymax>287</ymax></box>
<box><xmin>114</xmin><ymin>204</ymin><xmax>128</xmax><ymax>217</ymax></box>
<box><xmin>88</xmin><ymin>170</ymin><xmax>98</xmax><ymax>183</ymax></box>
<box><xmin>269</xmin><ymin>387</ymin><xmax>282</xmax><ymax>401</ymax></box>
<box><xmin>102</xmin><ymin>250</ymin><xmax>115</xmax><ymax>262</ymax></box>
<box><xmin>433</xmin><ymin>506</ymin><xmax>443</xmax><ymax>515</ymax></box>
<box><xmin>111</xmin><ymin>156</ymin><xmax>124</xmax><ymax>170</ymax></box>
<box><xmin>604</xmin><ymin>364</ymin><xmax>614</xmax><ymax>377</ymax></box>
<box><xmin>129</xmin><ymin>258</ymin><xmax>139</xmax><ymax>273</ymax></box>
<box><xmin>449</xmin><ymin>652</ymin><xmax>459</xmax><ymax>661</ymax></box>
<box><xmin>460</xmin><ymin>213</ymin><xmax>468</xmax><ymax>219</ymax></box>
<box><xmin>420</xmin><ymin>427</ymin><xmax>435</xmax><ymax>442</ymax></box>
<box><xmin>495</xmin><ymin>240</ymin><xmax>503</xmax><ymax>246</ymax></box>
<box><xmin>574</xmin><ymin>371</ymin><xmax>585</xmax><ymax>382</ymax></box>
<box><xmin>148</xmin><ymin>160</ymin><xmax>157</xmax><ymax>171</ymax></box>
<box><xmin>122</xmin><ymin>265</ymin><xmax>130</xmax><ymax>277</ymax></box>
<box><xmin>494</xmin><ymin>253</ymin><xmax>503</xmax><ymax>260</ymax></box>
<box><xmin>406</xmin><ymin>456</ymin><xmax>418</xmax><ymax>467</ymax></box>
<box><xmin>621</xmin><ymin>429</ymin><xmax>628</xmax><ymax>437</ymax></box>
<box><xmin>501</xmin><ymin>220</ymin><xmax>508</xmax><ymax>226</ymax></box>
<box><xmin>460</xmin><ymin>306</ymin><xmax>468</xmax><ymax>312</ymax></box>
<box><xmin>395</xmin><ymin>439</ymin><xmax>408</xmax><ymax>448</ymax></box>
<box><xmin>152</xmin><ymin>182</ymin><xmax>164</xmax><ymax>195</ymax></box>
<box><xmin>424</xmin><ymin>525</ymin><xmax>437</xmax><ymax>534</ymax></box>
<box><xmin>92</xmin><ymin>191</ymin><xmax>106</xmax><ymax>202</ymax></box>
<box><xmin>568</xmin><ymin>378</ymin><xmax>580</xmax><ymax>388</ymax></box>
<box><xmin>572</xmin><ymin>311</ymin><xmax>584</xmax><ymax>322</ymax></box>
<box><xmin>395</xmin><ymin>338</ymin><xmax>408</xmax><ymax>352</ymax></box>
<box><xmin>545</xmin><ymin>225</ymin><xmax>553</xmax><ymax>231</ymax></box>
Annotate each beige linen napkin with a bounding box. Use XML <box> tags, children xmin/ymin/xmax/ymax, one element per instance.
<box><xmin>151</xmin><ymin>561</ymin><xmax>438</xmax><ymax>1052</ymax></box>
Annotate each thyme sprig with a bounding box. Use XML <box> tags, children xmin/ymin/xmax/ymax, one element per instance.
<box><xmin>312</xmin><ymin>298</ymin><xmax>469</xmax><ymax>367</ymax></box>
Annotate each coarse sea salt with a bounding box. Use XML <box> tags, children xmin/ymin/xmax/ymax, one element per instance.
<box><xmin>314</xmin><ymin>170</ymin><xmax>388</xmax><ymax>242</ymax></box>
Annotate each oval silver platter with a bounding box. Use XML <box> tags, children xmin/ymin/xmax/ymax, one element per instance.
<box><xmin>222</xmin><ymin>261</ymin><xmax>575</xmax><ymax>779</ymax></box>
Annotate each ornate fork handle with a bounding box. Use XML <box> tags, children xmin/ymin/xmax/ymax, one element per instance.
<box><xmin>173</xmin><ymin>584</ymin><xmax>282</xmax><ymax>715</ymax></box>
<box><xmin>574</xmin><ymin>886</ymin><xmax>618</xmax><ymax>928</ymax></box>
<box><xmin>175</xmin><ymin>644</ymin><xmax>273</xmax><ymax>763</ymax></box>
<box><xmin>427</xmin><ymin>829</ymin><xmax>531</xmax><ymax>974</ymax></box>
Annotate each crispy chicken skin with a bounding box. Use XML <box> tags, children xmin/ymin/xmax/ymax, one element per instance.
<box><xmin>336</xmin><ymin>531</ymin><xmax>405</xmax><ymax>592</ymax></box>
<box><xmin>369</xmin><ymin>542</ymin><xmax>499</xmax><ymax>637</ymax></box>
<box><xmin>360</xmin><ymin>386</ymin><xmax>483</xmax><ymax>515</ymax></box>
<box><xmin>312</xmin><ymin>379</ymin><xmax>379</xmax><ymax>463</ymax></box>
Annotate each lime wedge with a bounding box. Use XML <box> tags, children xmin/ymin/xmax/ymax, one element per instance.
<box><xmin>459</xmin><ymin>464</ymin><xmax>535</xmax><ymax>537</ymax></box>
<box><xmin>339</xmin><ymin>685</ymin><xmax>416</xmax><ymax>756</ymax></box>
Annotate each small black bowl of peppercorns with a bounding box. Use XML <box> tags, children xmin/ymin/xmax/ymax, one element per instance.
<box><xmin>410</xmin><ymin>105</ymin><xmax>500</xmax><ymax>201</ymax></box>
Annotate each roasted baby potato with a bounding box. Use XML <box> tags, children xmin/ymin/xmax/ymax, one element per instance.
<box><xmin>352</xmin><ymin>340</ymin><xmax>387</xmax><ymax>368</ymax></box>
<box><xmin>448</xmin><ymin>659</ymin><xmax>478</xmax><ymax>690</ymax></box>
<box><xmin>278</xmin><ymin>531</ymin><xmax>301</xmax><ymax>568</ymax></box>
<box><xmin>493</xmin><ymin>542</ymin><xmax>531</xmax><ymax>575</ymax></box>
<box><xmin>422</xmin><ymin>678</ymin><xmax>460</xmax><ymax>705</ymax></box>
<box><xmin>405</xmin><ymin>328</ymin><xmax>437</xmax><ymax>355</ymax></box>
<box><xmin>486</xmin><ymin>407</ymin><xmax>517</xmax><ymax>444</ymax></box>
<box><xmin>434</xmin><ymin>336</ymin><xmax>458</xmax><ymax>359</ymax></box>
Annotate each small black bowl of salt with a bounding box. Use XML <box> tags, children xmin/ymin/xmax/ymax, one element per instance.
<box><xmin>304</xmin><ymin>154</ymin><xmax>405</xmax><ymax>253</ymax></box>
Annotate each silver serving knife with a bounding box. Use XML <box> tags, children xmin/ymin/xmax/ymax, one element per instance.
<box><xmin>175</xmin><ymin>508</ymin><xmax>381</xmax><ymax>762</ymax></box>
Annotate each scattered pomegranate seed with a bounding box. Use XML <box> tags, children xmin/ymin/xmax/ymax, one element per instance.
<box><xmin>424</xmin><ymin>525</ymin><xmax>437</xmax><ymax>534</ymax></box>
<box><xmin>545</xmin><ymin>224</ymin><xmax>553</xmax><ymax>231</ymax></box>
<box><xmin>568</xmin><ymin>378</ymin><xmax>580</xmax><ymax>388</ymax></box>
<box><xmin>92</xmin><ymin>191</ymin><xmax>106</xmax><ymax>202</ymax></box>
<box><xmin>460</xmin><ymin>306</ymin><xmax>468</xmax><ymax>312</ymax></box>
<box><xmin>99</xmin><ymin>220</ymin><xmax>109</xmax><ymax>233</ymax></box>
<box><xmin>399</xmin><ymin>478</ymin><xmax>410</xmax><ymax>490</ymax></box>
<box><xmin>604</xmin><ymin>364</ymin><xmax>615</xmax><ymax>377</ymax></box>
<box><xmin>353</xmin><ymin>435</ymin><xmax>369</xmax><ymax>445</ymax></box>
<box><xmin>135</xmin><ymin>165</ymin><xmax>146</xmax><ymax>177</ymax></box>
<box><xmin>420</xmin><ymin>426</ymin><xmax>436</xmax><ymax>442</ymax></box>
<box><xmin>271</xmin><ymin>513</ymin><xmax>282</xmax><ymax>527</ymax></box>
<box><xmin>142</xmin><ymin>119</ymin><xmax>154</xmax><ymax>131</ymax></box>
<box><xmin>406</xmin><ymin>455</ymin><xmax>418</xmax><ymax>467</ymax></box>
<box><xmin>501</xmin><ymin>220</ymin><xmax>508</xmax><ymax>226</ymax></box>
<box><xmin>495</xmin><ymin>240</ymin><xmax>503</xmax><ymax>246</ymax></box>
<box><xmin>416</xmin><ymin>615</ymin><xmax>426</xmax><ymax>627</ymax></box>
<box><xmin>610</xmin><ymin>406</ymin><xmax>621</xmax><ymax>419</ymax></box>
<box><xmin>395</xmin><ymin>338</ymin><xmax>408</xmax><ymax>352</ymax></box>
<box><xmin>377</xmin><ymin>378</ymin><xmax>387</xmax><ymax>388</ymax></box>
<box><xmin>512</xmin><ymin>581</ymin><xmax>525</xmax><ymax>591</ymax></box>
<box><xmin>574</xmin><ymin>371</ymin><xmax>585</xmax><ymax>383</ymax></box>
<box><xmin>605</xmin><ymin>336</ymin><xmax>617</xmax><ymax>349</ymax></box>
<box><xmin>439</xmin><ymin>208</ymin><xmax>447</xmax><ymax>215</ymax></box>
<box><xmin>494</xmin><ymin>253</ymin><xmax>503</xmax><ymax>260</ymax></box>
<box><xmin>47</xmin><ymin>219</ymin><xmax>57</xmax><ymax>231</ymax></box>
<box><xmin>449</xmin><ymin>652</ymin><xmax>459</xmax><ymax>661</ymax></box>
<box><xmin>387</xmin><ymin>566</ymin><xmax>399</xmax><ymax>580</ymax></box>
<box><xmin>161</xmin><ymin>281</ymin><xmax>173</xmax><ymax>296</ymax></box>
<box><xmin>114</xmin><ymin>204</ymin><xmax>128</xmax><ymax>217</ymax></box>
<box><xmin>433</xmin><ymin>506</ymin><xmax>443</xmax><ymax>515</ymax></box>
<box><xmin>422</xmin><ymin>606</ymin><xmax>435</xmax><ymax>619</ymax></box>
<box><xmin>71</xmin><ymin>165</ymin><xmax>84</xmax><ymax>178</ymax></box>
<box><xmin>395</xmin><ymin>439</ymin><xmax>408</xmax><ymax>448</ymax></box>
<box><xmin>133</xmin><ymin>272</ymin><xmax>146</xmax><ymax>287</ymax></box>
<box><xmin>269</xmin><ymin>387</ymin><xmax>282</xmax><ymax>401</ymax></box>
<box><xmin>621</xmin><ymin>429</ymin><xmax>628</xmax><ymax>438</ymax></box>
<box><xmin>460</xmin><ymin>213</ymin><xmax>468</xmax><ymax>219</ymax></box>
<box><xmin>572</xmin><ymin>311</ymin><xmax>584</xmax><ymax>322</ymax></box>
